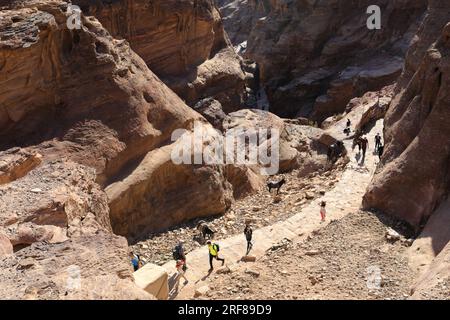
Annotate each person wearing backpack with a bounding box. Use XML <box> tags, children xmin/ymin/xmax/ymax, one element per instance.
<box><xmin>206</xmin><ymin>240</ymin><xmax>224</xmax><ymax>271</ymax></box>
<box><xmin>174</xmin><ymin>257</ymin><xmax>188</xmax><ymax>288</ymax></box>
<box><xmin>173</xmin><ymin>241</ymin><xmax>186</xmax><ymax>262</ymax></box>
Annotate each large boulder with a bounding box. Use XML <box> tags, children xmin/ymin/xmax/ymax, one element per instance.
<box><xmin>223</xmin><ymin>109</ymin><xmax>337</xmax><ymax>176</ymax></box>
<box><xmin>134</xmin><ymin>263</ymin><xmax>169</xmax><ymax>300</ymax></box>
<box><xmin>106</xmin><ymin>136</ymin><xmax>234</xmax><ymax>239</ymax></box>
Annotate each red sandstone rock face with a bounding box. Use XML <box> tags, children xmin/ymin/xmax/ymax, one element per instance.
<box><xmin>0</xmin><ymin>232</ymin><xmax>153</xmax><ymax>299</ymax></box>
<box><xmin>363</xmin><ymin>2</ymin><xmax>450</xmax><ymax>229</ymax></box>
<box><xmin>0</xmin><ymin>2</ymin><xmax>202</xmax><ymax>186</ymax></box>
<box><xmin>0</xmin><ymin>1</ymin><xmax>253</xmax><ymax>243</ymax></box>
<box><xmin>72</xmin><ymin>0</ymin><xmax>248</xmax><ymax>112</ymax></box>
<box><xmin>0</xmin><ymin>0</ymin><xmax>245</xmax><ymax>299</ymax></box>
<box><xmin>237</xmin><ymin>0</ymin><xmax>427</xmax><ymax>122</ymax></box>
<box><xmin>0</xmin><ymin>158</ymin><xmax>152</xmax><ymax>299</ymax></box>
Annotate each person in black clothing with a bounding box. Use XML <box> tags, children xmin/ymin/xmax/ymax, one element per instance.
<box><xmin>174</xmin><ymin>241</ymin><xmax>186</xmax><ymax>261</ymax></box>
<box><xmin>375</xmin><ymin>133</ymin><xmax>382</xmax><ymax>151</ymax></box>
<box><xmin>360</xmin><ymin>136</ymin><xmax>369</xmax><ymax>159</ymax></box>
<box><xmin>244</xmin><ymin>223</ymin><xmax>253</xmax><ymax>255</ymax></box>
<box><xmin>377</xmin><ymin>144</ymin><xmax>384</xmax><ymax>161</ymax></box>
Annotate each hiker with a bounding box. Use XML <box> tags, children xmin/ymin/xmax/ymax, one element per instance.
<box><xmin>173</xmin><ymin>241</ymin><xmax>186</xmax><ymax>262</ymax></box>
<box><xmin>360</xmin><ymin>136</ymin><xmax>369</xmax><ymax>159</ymax></box>
<box><xmin>374</xmin><ymin>133</ymin><xmax>382</xmax><ymax>151</ymax></box>
<box><xmin>320</xmin><ymin>201</ymin><xmax>327</xmax><ymax>222</ymax></box>
<box><xmin>327</xmin><ymin>140</ymin><xmax>345</xmax><ymax>164</ymax></box>
<box><xmin>343</xmin><ymin>127</ymin><xmax>351</xmax><ymax>136</ymax></box>
<box><xmin>244</xmin><ymin>223</ymin><xmax>253</xmax><ymax>255</ymax></box>
<box><xmin>377</xmin><ymin>144</ymin><xmax>384</xmax><ymax>161</ymax></box>
<box><xmin>346</xmin><ymin>119</ymin><xmax>351</xmax><ymax>128</ymax></box>
<box><xmin>207</xmin><ymin>240</ymin><xmax>225</xmax><ymax>271</ymax></box>
<box><xmin>130</xmin><ymin>252</ymin><xmax>141</xmax><ymax>272</ymax></box>
<box><xmin>353</xmin><ymin>136</ymin><xmax>362</xmax><ymax>153</ymax></box>
<box><xmin>175</xmin><ymin>258</ymin><xmax>188</xmax><ymax>285</ymax></box>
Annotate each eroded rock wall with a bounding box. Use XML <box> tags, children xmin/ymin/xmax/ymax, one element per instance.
<box><xmin>72</xmin><ymin>0</ymin><xmax>248</xmax><ymax>112</ymax></box>
<box><xmin>363</xmin><ymin>1</ymin><xmax>450</xmax><ymax>229</ymax></box>
<box><xmin>242</xmin><ymin>0</ymin><xmax>427</xmax><ymax>122</ymax></box>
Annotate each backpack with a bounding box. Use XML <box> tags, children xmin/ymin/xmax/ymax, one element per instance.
<box><xmin>173</xmin><ymin>245</ymin><xmax>183</xmax><ymax>260</ymax></box>
<box><xmin>213</xmin><ymin>244</ymin><xmax>220</xmax><ymax>252</ymax></box>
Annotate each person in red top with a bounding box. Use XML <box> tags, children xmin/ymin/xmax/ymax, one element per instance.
<box><xmin>175</xmin><ymin>259</ymin><xmax>188</xmax><ymax>285</ymax></box>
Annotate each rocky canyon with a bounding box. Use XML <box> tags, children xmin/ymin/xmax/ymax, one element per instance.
<box><xmin>0</xmin><ymin>0</ymin><xmax>448</xmax><ymax>301</ymax></box>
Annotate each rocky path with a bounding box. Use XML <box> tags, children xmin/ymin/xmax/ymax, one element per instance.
<box><xmin>208</xmin><ymin>210</ymin><xmax>415</xmax><ymax>300</ymax></box>
<box><xmin>164</xmin><ymin>118</ymin><xmax>384</xmax><ymax>299</ymax></box>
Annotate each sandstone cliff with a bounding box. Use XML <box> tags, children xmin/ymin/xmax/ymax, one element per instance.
<box><xmin>363</xmin><ymin>2</ymin><xmax>450</xmax><ymax>230</ymax></box>
<box><xmin>229</xmin><ymin>0</ymin><xmax>427</xmax><ymax>123</ymax></box>
<box><xmin>0</xmin><ymin>0</ymin><xmax>240</xmax><ymax>298</ymax></box>
<box><xmin>72</xmin><ymin>0</ymin><xmax>248</xmax><ymax>113</ymax></box>
<box><xmin>0</xmin><ymin>155</ymin><xmax>152</xmax><ymax>299</ymax></box>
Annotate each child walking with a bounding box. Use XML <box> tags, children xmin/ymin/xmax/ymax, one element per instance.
<box><xmin>320</xmin><ymin>201</ymin><xmax>327</xmax><ymax>222</ymax></box>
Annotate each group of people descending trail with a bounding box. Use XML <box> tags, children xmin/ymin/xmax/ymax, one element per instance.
<box><xmin>169</xmin><ymin>220</ymin><xmax>253</xmax><ymax>289</ymax></box>
<box><xmin>353</xmin><ymin>132</ymin><xmax>384</xmax><ymax>163</ymax></box>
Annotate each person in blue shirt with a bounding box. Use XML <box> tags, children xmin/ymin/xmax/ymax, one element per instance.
<box><xmin>130</xmin><ymin>252</ymin><xmax>141</xmax><ymax>272</ymax></box>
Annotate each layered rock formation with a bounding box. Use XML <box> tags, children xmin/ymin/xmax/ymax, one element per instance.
<box><xmin>0</xmin><ymin>0</ymin><xmax>245</xmax><ymax>229</ymax></box>
<box><xmin>363</xmin><ymin>2</ymin><xmax>450</xmax><ymax>229</ymax></box>
<box><xmin>0</xmin><ymin>148</ymin><xmax>42</xmax><ymax>185</ymax></box>
<box><xmin>0</xmin><ymin>156</ymin><xmax>152</xmax><ymax>299</ymax></box>
<box><xmin>0</xmin><ymin>232</ymin><xmax>153</xmax><ymax>299</ymax></box>
<box><xmin>0</xmin><ymin>1</ymin><xmax>202</xmax><ymax>185</ymax></box>
<box><xmin>361</xmin><ymin>1</ymin><xmax>450</xmax><ymax>299</ymax></box>
<box><xmin>0</xmin><ymin>0</ymin><xmax>245</xmax><ymax>298</ymax></box>
<box><xmin>72</xmin><ymin>0</ymin><xmax>248</xmax><ymax>113</ymax></box>
<box><xmin>229</xmin><ymin>0</ymin><xmax>428</xmax><ymax>122</ymax></box>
